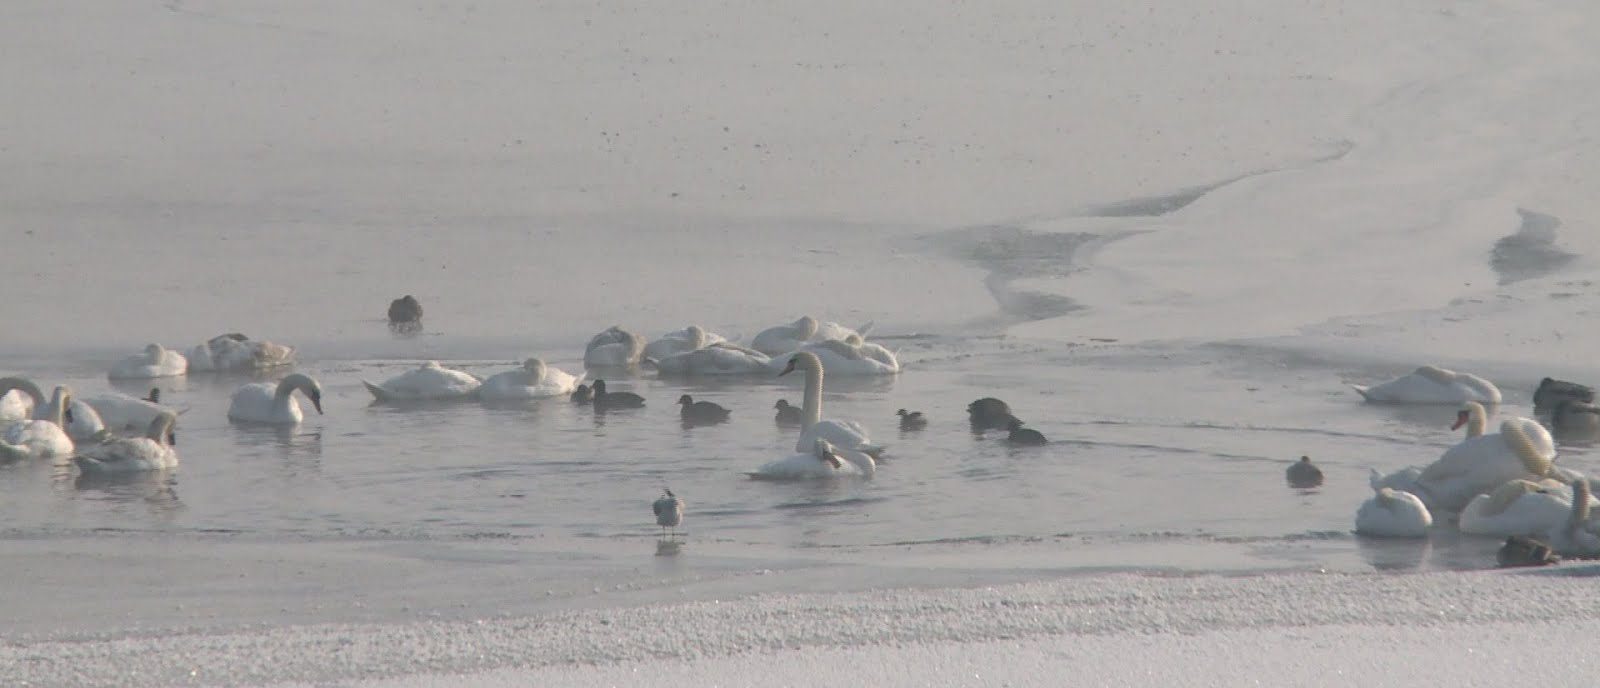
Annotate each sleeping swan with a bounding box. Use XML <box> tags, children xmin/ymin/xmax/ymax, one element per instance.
<box><xmin>228</xmin><ymin>374</ymin><xmax>324</xmax><ymax>425</ymax></box>
<box><xmin>642</xmin><ymin>325</ymin><xmax>729</xmax><ymax>361</ymax></box>
<box><xmin>1355</xmin><ymin>487</ymin><xmax>1432</xmax><ymax>538</ymax></box>
<box><xmin>478</xmin><ymin>358</ymin><xmax>582</xmax><ymax>401</ymax></box>
<box><xmin>656</xmin><ymin>342</ymin><xmax>773</xmax><ymax>376</ymax></box>
<box><xmin>1546</xmin><ymin>478</ymin><xmax>1600</xmax><ymax>557</ymax></box>
<box><xmin>1350</xmin><ymin>365</ymin><xmax>1500</xmax><ymax>405</ymax></box>
<box><xmin>0</xmin><ymin>386</ymin><xmax>75</xmax><ymax>461</ymax></box>
<box><xmin>362</xmin><ymin>362</ymin><xmax>482</xmax><ymax>402</ymax></box>
<box><xmin>83</xmin><ymin>389</ymin><xmax>177</xmax><ymax>436</ymax></box>
<box><xmin>584</xmin><ymin>326</ymin><xmax>647</xmax><ymax>368</ymax></box>
<box><xmin>751</xmin><ymin>316</ymin><xmax>873</xmax><ymax>356</ymax></box>
<box><xmin>792</xmin><ymin>339</ymin><xmax>899</xmax><ymax>376</ymax></box>
<box><xmin>74</xmin><ymin>411</ymin><xmax>179</xmax><ymax>474</ymax></box>
<box><xmin>1459</xmin><ymin>478</ymin><xmax>1587</xmax><ymax>537</ymax></box>
<box><xmin>186</xmin><ymin>333</ymin><xmax>296</xmax><ymax>372</ymax></box>
<box><xmin>750</xmin><ymin>437</ymin><xmax>874</xmax><ymax>480</ymax></box>
<box><xmin>108</xmin><ymin>344</ymin><xmax>188</xmax><ymax>379</ymax></box>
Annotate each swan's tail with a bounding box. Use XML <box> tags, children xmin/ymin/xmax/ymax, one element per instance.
<box><xmin>855</xmin><ymin>321</ymin><xmax>876</xmax><ymax>339</ymax></box>
<box><xmin>362</xmin><ymin>381</ymin><xmax>395</xmax><ymax>403</ymax></box>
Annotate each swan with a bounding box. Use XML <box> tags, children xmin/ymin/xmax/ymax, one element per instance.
<box><xmin>751</xmin><ymin>316</ymin><xmax>872</xmax><ymax>356</ymax></box>
<box><xmin>73</xmin><ymin>411</ymin><xmax>179</xmax><ymax>474</ymax></box>
<box><xmin>843</xmin><ymin>333</ymin><xmax>898</xmax><ymax>369</ymax></box>
<box><xmin>1414</xmin><ymin>415</ymin><xmax>1556</xmax><ymax>513</ymax></box>
<box><xmin>642</xmin><ymin>325</ymin><xmax>729</xmax><ymax>361</ymax></box>
<box><xmin>1459</xmin><ymin>478</ymin><xmax>1583</xmax><ymax>537</ymax></box>
<box><xmin>1546</xmin><ymin>478</ymin><xmax>1600</xmax><ymax>557</ymax></box>
<box><xmin>0</xmin><ymin>377</ymin><xmax>106</xmax><ymax>442</ymax></box>
<box><xmin>186</xmin><ymin>333</ymin><xmax>295</xmax><ymax>372</ymax></box>
<box><xmin>1350</xmin><ymin>365</ymin><xmax>1500</xmax><ymax>404</ymax></box>
<box><xmin>108</xmin><ymin>344</ymin><xmax>188</xmax><ymax>379</ymax></box>
<box><xmin>655</xmin><ymin>342</ymin><xmax>773</xmax><ymax>376</ymax></box>
<box><xmin>750</xmin><ymin>437</ymin><xmax>874</xmax><ymax>480</ymax></box>
<box><xmin>792</xmin><ymin>339</ymin><xmax>899</xmax><ymax>376</ymax></box>
<box><xmin>388</xmin><ymin>295</ymin><xmax>423</xmax><ymax>324</ymax></box>
<box><xmin>1551</xmin><ymin>400</ymin><xmax>1600</xmax><ymax>441</ymax></box>
<box><xmin>1354</xmin><ymin>487</ymin><xmax>1432</xmax><ymax>538</ymax></box>
<box><xmin>0</xmin><ymin>386</ymin><xmax>75</xmax><ymax>461</ymax></box>
<box><xmin>0</xmin><ymin>388</ymin><xmax>32</xmax><ymax>423</ymax></box>
<box><xmin>1450</xmin><ymin>400</ymin><xmax>1494</xmax><ymax>438</ymax></box>
<box><xmin>779</xmin><ymin>351</ymin><xmax>884</xmax><ymax>459</ymax></box>
<box><xmin>1286</xmin><ymin>456</ymin><xmax>1324</xmax><ymax>488</ymax></box>
<box><xmin>83</xmin><ymin>390</ymin><xmax>176</xmax><ymax>436</ymax></box>
<box><xmin>1534</xmin><ymin>377</ymin><xmax>1594</xmax><ymax>416</ymax></box>
<box><xmin>362</xmin><ymin>361</ymin><xmax>482</xmax><ymax>402</ymax></box>
<box><xmin>584</xmin><ymin>326</ymin><xmax>647</xmax><ymax>368</ymax></box>
<box><xmin>228</xmin><ymin>374</ymin><xmax>324</xmax><ymax>425</ymax></box>
<box><xmin>653</xmin><ymin>489</ymin><xmax>684</xmax><ymax>539</ymax></box>
<box><xmin>478</xmin><ymin>358</ymin><xmax>582</xmax><ymax>401</ymax></box>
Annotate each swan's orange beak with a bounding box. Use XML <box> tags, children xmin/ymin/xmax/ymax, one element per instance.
<box><xmin>1451</xmin><ymin>410</ymin><xmax>1469</xmax><ymax>430</ymax></box>
<box><xmin>778</xmin><ymin>359</ymin><xmax>797</xmax><ymax>377</ymax></box>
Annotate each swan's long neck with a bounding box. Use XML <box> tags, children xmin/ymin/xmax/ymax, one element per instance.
<box><xmin>275</xmin><ymin>374</ymin><xmax>318</xmax><ymax>412</ymax></box>
<box><xmin>146</xmin><ymin>412</ymin><xmax>177</xmax><ymax>444</ymax></box>
<box><xmin>1465</xmin><ymin>402</ymin><xmax>1487</xmax><ymax>437</ymax></box>
<box><xmin>1501</xmin><ymin>419</ymin><xmax>1552</xmax><ymax>476</ymax></box>
<box><xmin>0</xmin><ymin>377</ymin><xmax>45</xmax><ymax>406</ymax></box>
<box><xmin>45</xmin><ymin>387</ymin><xmax>69</xmax><ymax>428</ymax></box>
<box><xmin>1568</xmin><ymin>480</ymin><xmax>1592</xmax><ymax>534</ymax></box>
<box><xmin>802</xmin><ymin>361</ymin><xmax>823</xmax><ymax>429</ymax></box>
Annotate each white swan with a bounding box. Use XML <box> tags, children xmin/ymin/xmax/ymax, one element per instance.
<box><xmin>792</xmin><ymin>339</ymin><xmax>899</xmax><ymax>376</ymax></box>
<box><xmin>1459</xmin><ymin>478</ymin><xmax>1586</xmax><ymax>537</ymax></box>
<box><xmin>1354</xmin><ymin>487</ymin><xmax>1432</xmax><ymax>538</ymax></box>
<box><xmin>108</xmin><ymin>344</ymin><xmax>188</xmax><ymax>379</ymax></box>
<box><xmin>1546</xmin><ymin>478</ymin><xmax>1600</xmax><ymax>557</ymax></box>
<box><xmin>362</xmin><ymin>361</ymin><xmax>482</xmax><ymax>402</ymax></box>
<box><xmin>74</xmin><ymin>411</ymin><xmax>179</xmax><ymax>474</ymax></box>
<box><xmin>0</xmin><ymin>377</ymin><xmax>106</xmax><ymax>441</ymax></box>
<box><xmin>186</xmin><ymin>333</ymin><xmax>296</xmax><ymax>372</ymax></box>
<box><xmin>0</xmin><ymin>388</ymin><xmax>32</xmax><ymax>423</ymax></box>
<box><xmin>779</xmin><ymin>351</ymin><xmax>884</xmax><ymax>459</ymax></box>
<box><xmin>1350</xmin><ymin>365</ymin><xmax>1500</xmax><ymax>404</ymax></box>
<box><xmin>642</xmin><ymin>325</ymin><xmax>729</xmax><ymax>361</ymax></box>
<box><xmin>751</xmin><ymin>316</ymin><xmax>873</xmax><ymax>356</ymax></box>
<box><xmin>478</xmin><ymin>358</ymin><xmax>581</xmax><ymax>401</ymax></box>
<box><xmin>584</xmin><ymin>326</ymin><xmax>647</xmax><ymax>368</ymax></box>
<box><xmin>1414</xmin><ymin>413</ymin><xmax>1556</xmax><ymax>514</ymax></box>
<box><xmin>656</xmin><ymin>342</ymin><xmax>773</xmax><ymax>376</ymax></box>
<box><xmin>750</xmin><ymin>438</ymin><xmax>874</xmax><ymax>480</ymax></box>
<box><xmin>83</xmin><ymin>390</ymin><xmax>176</xmax><ymax>435</ymax></box>
<box><xmin>0</xmin><ymin>386</ymin><xmax>75</xmax><ymax>461</ymax></box>
<box><xmin>228</xmin><ymin>374</ymin><xmax>324</xmax><ymax>425</ymax></box>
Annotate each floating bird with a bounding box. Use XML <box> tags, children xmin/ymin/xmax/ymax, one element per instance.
<box><xmin>388</xmin><ymin>295</ymin><xmax>423</xmax><ymax>324</ymax></box>
<box><xmin>653</xmin><ymin>489</ymin><xmax>684</xmax><ymax>539</ymax></box>
<box><xmin>751</xmin><ymin>437</ymin><xmax>874</xmax><ymax>480</ymax></box>
<box><xmin>108</xmin><ymin>344</ymin><xmax>188</xmax><ymax>379</ymax></box>
<box><xmin>584</xmin><ymin>326</ymin><xmax>647</xmax><ymax>368</ymax></box>
<box><xmin>1534</xmin><ymin>377</ymin><xmax>1594</xmax><ymax>416</ymax></box>
<box><xmin>1458</xmin><ymin>478</ymin><xmax>1576</xmax><ymax>537</ymax></box>
<box><xmin>779</xmin><ymin>352</ymin><xmax>883</xmax><ymax>459</ymax></box>
<box><xmin>186</xmin><ymin>333</ymin><xmax>295</xmax><ymax>372</ymax></box>
<box><xmin>362</xmin><ymin>361</ymin><xmax>482</xmax><ymax>402</ymax></box>
<box><xmin>570</xmin><ymin>384</ymin><xmax>593</xmax><ymax>403</ymax></box>
<box><xmin>1497</xmin><ymin>535</ymin><xmax>1559</xmax><ymax>568</ymax></box>
<box><xmin>0</xmin><ymin>386</ymin><xmax>74</xmax><ymax>461</ymax></box>
<box><xmin>1354</xmin><ymin>487</ymin><xmax>1432</xmax><ymax>538</ymax></box>
<box><xmin>643</xmin><ymin>325</ymin><xmax>730</xmax><ymax>361</ymax></box>
<box><xmin>1005</xmin><ymin>417</ymin><xmax>1047</xmax><ymax>446</ymax></box>
<box><xmin>228</xmin><ymin>374</ymin><xmax>324</xmax><ymax>425</ymax></box>
<box><xmin>74</xmin><ymin>411</ymin><xmax>179</xmax><ymax>474</ymax></box>
<box><xmin>1551</xmin><ymin>399</ymin><xmax>1600</xmax><ymax>442</ymax></box>
<box><xmin>478</xmin><ymin>358</ymin><xmax>582</xmax><ymax>401</ymax></box>
<box><xmin>678</xmin><ymin>395</ymin><xmax>731</xmax><ymax>425</ymax></box>
<box><xmin>897</xmin><ymin>409</ymin><xmax>927</xmax><ymax>431</ymax></box>
<box><xmin>1350</xmin><ymin>365</ymin><xmax>1500</xmax><ymax>405</ymax></box>
<box><xmin>773</xmin><ymin>399</ymin><xmax>802</xmax><ymax>427</ymax></box>
<box><xmin>968</xmin><ymin>397</ymin><xmax>1013</xmax><ymax>431</ymax></box>
<box><xmin>1286</xmin><ymin>456</ymin><xmax>1324</xmax><ymax>488</ymax></box>
<box><xmin>591</xmin><ymin>379</ymin><xmax>645</xmax><ymax>411</ymax></box>
<box><xmin>751</xmin><ymin>316</ymin><xmax>871</xmax><ymax>357</ymax></box>
<box><xmin>0</xmin><ymin>377</ymin><xmax>106</xmax><ymax>441</ymax></box>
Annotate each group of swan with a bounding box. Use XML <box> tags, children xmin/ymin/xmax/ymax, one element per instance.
<box><xmin>586</xmin><ymin>317</ymin><xmax>898</xmax><ymax>377</ymax></box>
<box><xmin>108</xmin><ymin>334</ymin><xmax>296</xmax><ymax>379</ymax></box>
<box><xmin>361</xmin><ymin>359</ymin><xmax>582</xmax><ymax>403</ymax></box>
<box><xmin>751</xmin><ymin>351</ymin><xmax>880</xmax><ymax>479</ymax></box>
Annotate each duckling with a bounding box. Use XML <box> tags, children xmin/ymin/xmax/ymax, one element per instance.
<box><xmin>1004</xmin><ymin>417</ymin><xmax>1047</xmax><ymax>446</ymax></box>
<box><xmin>1286</xmin><ymin>456</ymin><xmax>1324</xmax><ymax>488</ymax></box>
<box><xmin>591</xmin><ymin>380</ymin><xmax>645</xmax><ymax>411</ymax></box>
<box><xmin>678</xmin><ymin>395</ymin><xmax>731</xmax><ymax>426</ymax></box>
<box><xmin>896</xmin><ymin>408</ymin><xmax>928</xmax><ymax>431</ymax></box>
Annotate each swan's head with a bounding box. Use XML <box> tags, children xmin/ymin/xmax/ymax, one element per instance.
<box><xmin>812</xmin><ymin>438</ymin><xmax>842</xmax><ymax>468</ymax></box>
<box><xmin>143</xmin><ymin>343</ymin><xmax>164</xmax><ymax>358</ymax></box>
<box><xmin>794</xmin><ymin>316</ymin><xmax>819</xmax><ymax>338</ymax></box>
<box><xmin>1451</xmin><ymin>402</ymin><xmax>1484</xmax><ymax>430</ymax></box>
<box><xmin>677</xmin><ymin>394</ymin><xmax>694</xmax><ymax>406</ymax></box>
<box><xmin>774</xmin><ymin>400</ymin><xmax>791</xmax><ymax>410</ymax></box>
<box><xmin>521</xmin><ymin>358</ymin><xmax>547</xmax><ymax>377</ymax></box>
<box><xmin>778</xmin><ymin>351</ymin><xmax>821</xmax><ymax>377</ymax></box>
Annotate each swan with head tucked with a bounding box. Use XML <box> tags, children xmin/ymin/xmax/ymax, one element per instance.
<box><xmin>0</xmin><ymin>377</ymin><xmax>106</xmax><ymax>441</ymax></box>
<box><xmin>83</xmin><ymin>388</ymin><xmax>178</xmax><ymax>436</ymax></box>
<box><xmin>478</xmin><ymin>358</ymin><xmax>582</xmax><ymax>401</ymax></box>
<box><xmin>108</xmin><ymin>344</ymin><xmax>188</xmax><ymax>379</ymax></box>
<box><xmin>0</xmin><ymin>386</ymin><xmax>75</xmax><ymax>461</ymax></box>
<box><xmin>1413</xmin><ymin>410</ymin><xmax>1556</xmax><ymax>514</ymax></box>
<box><xmin>584</xmin><ymin>326</ymin><xmax>647</xmax><ymax>368</ymax></box>
<box><xmin>751</xmin><ymin>316</ymin><xmax>873</xmax><ymax>356</ymax></box>
<box><xmin>1354</xmin><ymin>487</ymin><xmax>1432</xmax><ymax>538</ymax></box>
<box><xmin>228</xmin><ymin>374</ymin><xmax>324</xmax><ymax>425</ymax></box>
<box><xmin>750</xmin><ymin>437</ymin><xmax>874</xmax><ymax>480</ymax></box>
<box><xmin>186</xmin><ymin>333</ymin><xmax>296</xmax><ymax>372</ymax></box>
<box><xmin>1350</xmin><ymin>365</ymin><xmax>1500</xmax><ymax>405</ymax></box>
<box><xmin>778</xmin><ymin>351</ymin><xmax>884</xmax><ymax>459</ymax></box>
<box><xmin>73</xmin><ymin>411</ymin><xmax>179</xmax><ymax>474</ymax></box>
<box><xmin>656</xmin><ymin>342</ymin><xmax>773</xmax><ymax>376</ymax></box>
<box><xmin>362</xmin><ymin>361</ymin><xmax>482</xmax><ymax>402</ymax></box>
<box><xmin>642</xmin><ymin>325</ymin><xmax>730</xmax><ymax>361</ymax></box>
<box><xmin>1459</xmin><ymin>477</ymin><xmax>1586</xmax><ymax>537</ymax></box>
<box><xmin>789</xmin><ymin>339</ymin><xmax>899</xmax><ymax>376</ymax></box>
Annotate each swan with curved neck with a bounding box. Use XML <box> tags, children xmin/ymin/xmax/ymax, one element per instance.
<box><xmin>1414</xmin><ymin>415</ymin><xmax>1557</xmax><ymax>514</ymax></box>
<box><xmin>479</xmin><ymin>357</ymin><xmax>581</xmax><ymax>400</ymax></box>
<box><xmin>1459</xmin><ymin>478</ymin><xmax>1576</xmax><ymax>537</ymax></box>
<box><xmin>0</xmin><ymin>377</ymin><xmax>45</xmax><ymax>422</ymax></box>
<box><xmin>0</xmin><ymin>377</ymin><xmax>108</xmax><ymax>441</ymax></box>
<box><xmin>228</xmin><ymin>374</ymin><xmax>324</xmax><ymax>425</ymax></box>
<box><xmin>74</xmin><ymin>410</ymin><xmax>179</xmax><ymax>473</ymax></box>
<box><xmin>1549</xmin><ymin>479</ymin><xmax>1600</xmax><ymax>556</ymax></box>
<box><xmin>1453</xmin><ymin>401</ymin><xmax>1489</xmax><ymax>438</ymax></box>
<box><xmin>778</xmin><ymin>351</ymin><xmax>882</xmax><ymax>458</ymax></box>
<box><xmin>0</xmin><ymin>386</ymin><xmax>75</xmax><ymax>460</ymax></box>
